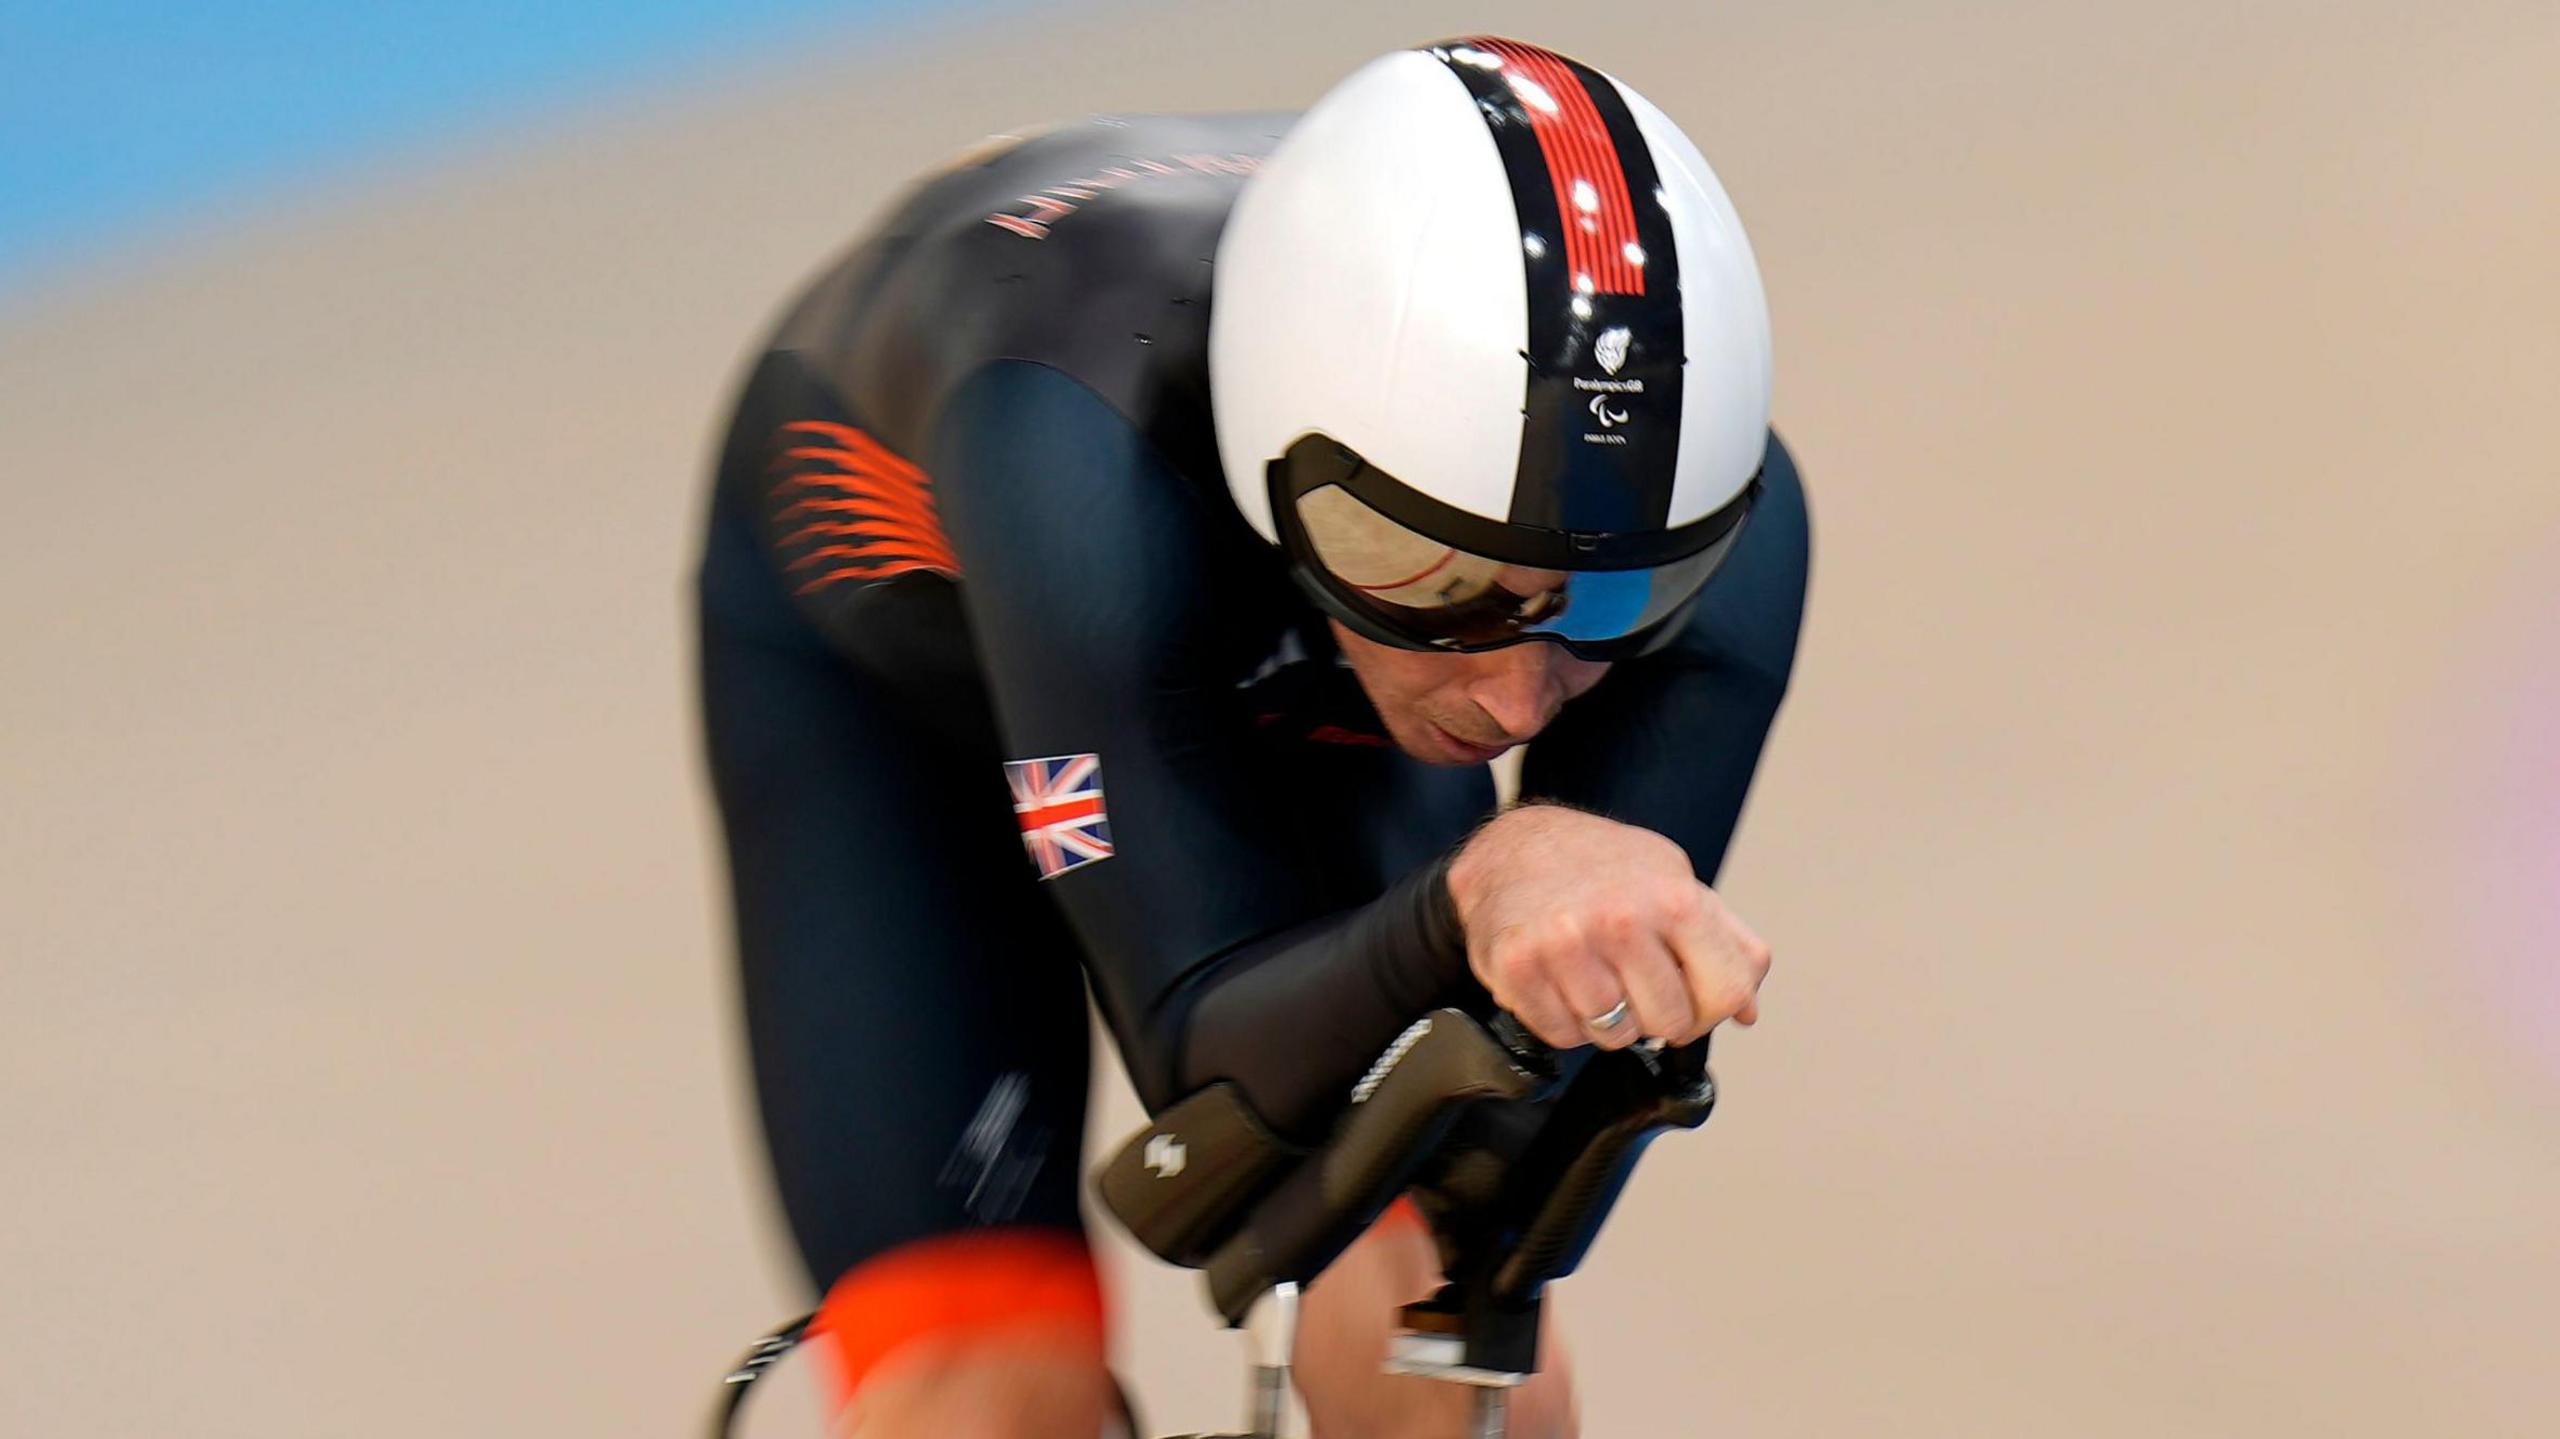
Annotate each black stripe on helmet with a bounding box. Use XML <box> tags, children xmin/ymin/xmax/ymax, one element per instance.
<box><xmin>1421</xmin><ymin>39</ymin><xmax>1686</xmax><ymax>538</ymax></box>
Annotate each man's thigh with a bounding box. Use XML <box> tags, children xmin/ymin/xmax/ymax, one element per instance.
<box><xmin>699</xmin><ymin>472</ymin><xmax>1102</xmax><ymax>1400</ymax></box>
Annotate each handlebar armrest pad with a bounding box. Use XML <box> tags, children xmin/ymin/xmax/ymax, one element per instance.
<box><xmin>1203</xmin><ymin>1010</ymin><xmax>1547</xmax><ymax>1323</ymax></box>
<box><xmin>1095</xmin><ymin>1082</ymin><xmax>1302</xmax><ymax>1268</ymax></box>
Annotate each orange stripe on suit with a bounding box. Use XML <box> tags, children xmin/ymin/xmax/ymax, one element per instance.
<box><xmin>769</xmin><ymin>419</ymin><xmax>963</xmax><ymax>589</ymax></box>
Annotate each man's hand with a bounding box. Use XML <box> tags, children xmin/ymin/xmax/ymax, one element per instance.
<box><xmin>1446</xmin><ymin>804</ymin><xmax>1771</xmax><ymax>1050</ymax></box>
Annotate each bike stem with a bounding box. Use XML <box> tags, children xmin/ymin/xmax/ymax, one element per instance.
<box><xmin>1242</xmin><ymin>1281</ymin><xmax>1301</xmax><ymax>1438</ymax></box>
<box><xmin>1241</xmin><ymin>1279</ymin><xmax>1520</xmax><ymax>1439</ymax></box>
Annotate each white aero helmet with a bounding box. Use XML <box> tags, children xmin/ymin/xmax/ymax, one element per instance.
<box><xmin>1211</xmin><ymin>38</ymin><xmax>1772</xmax><ymax>659</ymax></box>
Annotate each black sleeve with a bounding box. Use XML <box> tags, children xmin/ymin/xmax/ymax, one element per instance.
<box><xmin>927</xmin><ymin>359</ymin><xmax>1480</xmax><ymax>1118</ymax></box>
<box><xmin>1173</xmin><ymin>851</ymin><xmax>1486</xmax><ymax>1141</ymax></box>
<box><xmin>1519</xmin><ymin>433</ymin><xmax>1812</xmax><ymax>878</ymax></box>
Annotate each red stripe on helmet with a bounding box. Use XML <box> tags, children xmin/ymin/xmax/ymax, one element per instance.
<box><xmin>1465</xmin><ymin>38</ymin><xmax>1645</xmax><ymax>296</ymax></box>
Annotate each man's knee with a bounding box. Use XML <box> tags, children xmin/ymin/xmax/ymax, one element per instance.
<box><xmin>837</xmin><ymin>1333</ymin><xmax>1117</xmax><ymax>1439</ymax></box>
<box><xmin>812</xmin><ymin>1228</ymin><xmax>1112</xmax><ymax>1434</ymax></box>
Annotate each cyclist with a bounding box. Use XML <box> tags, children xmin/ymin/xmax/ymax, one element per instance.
<box><xmin>698</xmin><ymin>37</ymin><xmax>1808</xmax><ymax>1439</ymax></box>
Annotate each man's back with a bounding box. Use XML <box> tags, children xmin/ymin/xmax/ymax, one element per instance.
<box><xmin>767</xmin><ymin>112</ymin><xmax>1288</xmax><ymax>480</ymax></box>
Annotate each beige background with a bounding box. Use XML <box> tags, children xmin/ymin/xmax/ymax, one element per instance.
<box><xmin>4</xmin><ymin>1</ymin><xmax>2555</xmax><ymax>1434</ymax></box>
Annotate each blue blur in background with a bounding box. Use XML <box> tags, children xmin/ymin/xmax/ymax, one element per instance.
<box><xmin>0</xmin><ymin>0</ymin><xmax>886</xmax><ymax>293</ymax></box>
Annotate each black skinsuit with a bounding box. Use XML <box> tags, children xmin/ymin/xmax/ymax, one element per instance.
<box><xmin>696</xmin><ymin>113</ymin><xmax>1809</xmax><ymax>1303</ymax></box>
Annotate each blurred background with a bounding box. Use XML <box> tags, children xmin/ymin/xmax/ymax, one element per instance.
<box><xmin>4</xmin><ymin>1</ymin><xmax>2555</xmax><ymax>1434</ymax></box>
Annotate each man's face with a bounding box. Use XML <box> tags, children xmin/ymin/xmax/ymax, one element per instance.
<box><xmin>1330</xmin><ymin>619</ymin><xmax>1611</xmax><ymax>765</ymax></box>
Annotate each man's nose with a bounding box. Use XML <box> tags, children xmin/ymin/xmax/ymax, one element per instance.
<box><xmin>1466</xmin><ymin>646</ymin><xmax>1567</xmax><ymax>739</ymax></box>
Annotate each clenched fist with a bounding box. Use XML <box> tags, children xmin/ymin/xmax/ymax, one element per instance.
<box><xmin>1446</xmin><ymin>803</ymin><xmax>1772</xmax><ymax>1050</ymax></box>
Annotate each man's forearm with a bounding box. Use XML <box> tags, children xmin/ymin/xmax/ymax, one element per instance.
<box><xmin>1170</xmin><ymin>851</ymin><xmax>1483</xmax><ymax>1142</ymax></box>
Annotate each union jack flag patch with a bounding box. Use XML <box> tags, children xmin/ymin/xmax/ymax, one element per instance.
<box><xmin>1004</xmin><ymin>753</ymin><xmax>1113</xmax><ymax>880</ymax></box>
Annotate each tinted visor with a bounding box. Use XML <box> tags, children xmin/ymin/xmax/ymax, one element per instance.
<box><xmin>1268</xmin><ymin>436</ymin><xmax>1754</xmax><ymax>658</ymax></box>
